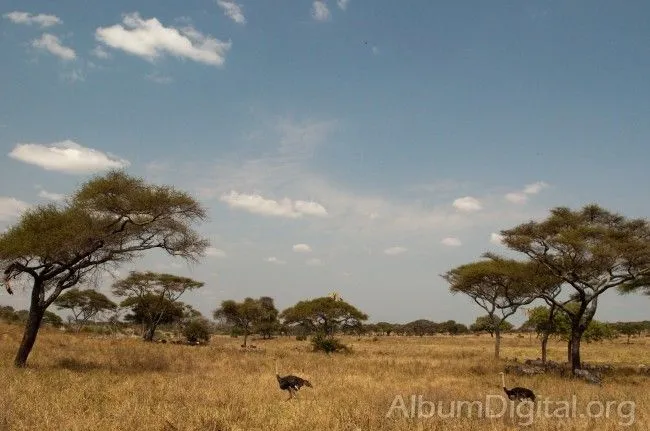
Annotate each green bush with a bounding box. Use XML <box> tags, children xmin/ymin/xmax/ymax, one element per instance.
<box><xmin>311</xmin><ymin>333</ymin><xmax>350</xmax><ymax>354</ymax></box>
<box><xmin>183</xmin><ymin>318</ymin><xmax>211</xmax><ymax>344</ymax></box>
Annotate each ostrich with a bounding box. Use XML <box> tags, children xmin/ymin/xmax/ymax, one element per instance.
<box><xmin>500</xmin><ymin>372</ymin><xmax>535</xmax><ymax>402</ymax></box>
<box><xmin>276</xmin><ymin>361</ymin><xmax>312</xmax><ymax>400</ymax></box>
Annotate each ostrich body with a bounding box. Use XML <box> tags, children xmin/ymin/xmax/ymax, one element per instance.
<box><xmin>500</xmin><ymin>372</ymin><xmax>535</xmax><ymax>401</ymax></box>
<box><xmin>276</xmin><ymin>362</ymin><xmax>312</xmax><ymax>400</ymax></box>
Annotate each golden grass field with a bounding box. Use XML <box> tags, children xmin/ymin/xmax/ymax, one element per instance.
<box><xmin>0</xmin><ymin>323</ymin><xmax>648</xmax><ymax>431</ymax></box>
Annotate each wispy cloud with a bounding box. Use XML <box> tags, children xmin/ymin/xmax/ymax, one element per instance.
<box><xmin>505</xmin><ymin>181</ymin><xmax>549</xmax><ymax>204</ymax></box>
<box><xmin>145</xmin><ymin>72</ymin><xmax>173</xmax><ymax>84</ymax></box>
<box><xmin>38</xmin><ymin>190</ymin><xmax>65</xmax><ymax>201</ymax></box>
<box><xmin>95</xmin><ymin>13</ymin><xmax>231</xmax><ymax>67</ymax></box>
<box><xmin>452</xmin><ymin>196</ymin><xmax>482</xmax><ymax>212</ymax></box>
<box><xmin>441</xmin><ymin>237</ymin><xmax>462</xmax><ymax>247</ymax></box>
<box><xmin>265</xmin><ymin>256</ymin><xmax>286</xmax><ymax>265</ymax></box>
<box><xmin>205</xmin><ymin>247</ymin><xmax>227</xmax><ymax>257</ymax></box>
<box><xmin>31</xmin><ymin>34</ymin><xmax>76</xmax><ymax>61</ymax></box>
<box><xmin>90</xmin><ymin>45</ymin><xmax>110</xmax><ymax>59</ymax></box>
<box><xmin>0</xmin><ymin>197</ymin><xmax>29</xmax><ymax>222</ymax></box>
<box><xmin>384</xmin><ymin>246</ymin><xmax>407</xmax><ymax>256</ymax></box>
<box><xmin>220</xmin><ymin>191</ymin><xmax>328</xmax><ymax>219</ymax></box>
<box><xmin>293</xmin><ymin>243</ymin><xmax>312</xmax><ymax>253</ymax></box>
<box><xmin>216</xmin><ymin>0</ymin><xmax>246</xmax><ymax>25</ymax></box>
<box><xmin>490</xmin><ymin>232</ymin><xmax>504</xmax><ymax>245</ymax></box>
<box><xmin>306</xmin><ymin>258</ymin><xmax>323</xmax><ymax>266</ymax></box>
<box><xmin>337</xmin><ymin>0</ymin><xmax>351</xmax><ymax>11</ymax></box>
<box><xmin>3</xmin><ymin>11</ymin><xmax>61</xmax><ymax>27</ymax></box>
<box><xmin>311</xmin><ymin>1</ymin><xmax>331</xmax><ymax>21</ymax></box>
<box><xmin>8</xmin><ymin>140</ymin><xmax>130</xmax><ymax>174</ymax></box>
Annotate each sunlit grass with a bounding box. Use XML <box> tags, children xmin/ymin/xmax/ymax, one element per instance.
<box><xmin>0</xmin><ymin>323</ymin><xmax>648</xmax><ymax>430</ymax></box>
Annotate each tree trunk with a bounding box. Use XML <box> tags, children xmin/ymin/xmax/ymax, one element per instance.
<box><xmin>243</xmin><ymin>331</ymin><xmax>248</xmax><ymax>347</ymax></box>
<box><xmin>569</xmin><ymin>324</ymin><xmax>585</xmax><ymax>374</ymax></box>
<box><xmin>14</xmin><ymin>284</ymin><xmax>46</xmax><ymax>367</ymax></box>
<box><xmin>540</xmin><ymin>333</ymin><xmax>549</xmax><ymax>363</ymax></box>
<box><xmin>494</xmin><ymin>327</ymin><xmax>501</xmax><ymax>359</ymax></box>
<box><xmin>143</xmin><ymin>324</ymin><xmax>157</xmax><ymax>341</ymax></box>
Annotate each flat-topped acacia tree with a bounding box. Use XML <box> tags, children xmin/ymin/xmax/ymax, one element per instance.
<box><xmin>0</xmin><ymin>170</ymin><xmax>209</xmax><ymax>367</ymax></box>
<box><xmin>500</xmin><ymin>204</ymin><xmax>650</xmax><ymax>373</ymax></box>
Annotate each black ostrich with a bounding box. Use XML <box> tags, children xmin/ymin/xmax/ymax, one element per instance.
<box><xmin>276</xmin><ymin>361</ymin><xmax>312</xmax><ymax>400</ymax></box>
<box><xmin>500</xmin><ymin>372</ymin><xmax>535</xmax><ymax>402</ymax></box>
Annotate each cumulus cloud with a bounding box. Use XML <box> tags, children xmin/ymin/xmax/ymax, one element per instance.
<box><xmin>3</xmin><ymin>11</ymin><xmax>61</xmax><ymax>27</ymax></box>
<box><xmin>95</xmin><ymin>12</ymin><xmax>231</xmax><ymax>66</ymax></box>
<box><xmin>311</xmin><ymin>1</ymin><xmax>330</xmax><ymax>21</ymax></box>
<box><xmin>452</xmin><ymin>196</ymin><xmax>482</xmax><ymax>212</ymax></box>
<box><xmin>306</xmin><ymin>258</ymin><xmax>323</xmax><ymax>266</ymax></box>
<box><xmin>337</xmin><ymin>0</ymin><xmax>350</xmax><ymax>10</ymax></box>
<box><xmin>265</xmin><ymin>256</ymin><xmax>286</xmax><ymax>265</ymax></box>
<box><xmin>293</xmin><ymin>243</ymin><xmax>312</xmax><ymax>253</ymax></box>
<box><xmin>205</xmin><ymin>247</ymin><xmax>226</xmax><ymax>257</ymax></box>
<box><xmin>31</xmin><ymin>34</ymin><xmax>76</xmax><ymax>60</ymax></box>
<box><xmin>441</xmin><ymin>237</ymin><xmax>462</xmax><ymax>247</ymax></box>
<box><xmin>490</xmin><ymin>232</ymin><xmax>504</xmax><ymax>245</ymax></box>
<box><xmin>384</xmin><ymin>246</ymin><xmax>407</xmax><ymax>256</ymax></box>
<box><xmin>8</xmin><ymin>140</ymin><xmax>130</xmax><ymax>174</ymax></box>
<box><xmin>505</xmin><ymin>181</ymin><xmax>549</xmax><ymax>204</ymax></box>
<box><xmin>220</xmin><ymin>191</ymin><xmax>327</xmax><ymax>219</ymax></box>
<box><xmin>0</xmin><ymin>197</ymin><xmax>29</xmax><ymax>222</ymax></box>
<box><xmin>217</xmin><ymin>0</ymin><xmax>246</xmax><ymax>24</ymax></box>
<box><xmin>38</xmin><ymin>190</ymin><xmax>65</xmax><ymax>201</ymax></box>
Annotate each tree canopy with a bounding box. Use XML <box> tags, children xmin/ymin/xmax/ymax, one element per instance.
<box><xmin>0</xmin><ymin>170</ymin><xmax>209</xmax><ymax>366</ymax></box>
<box><xmin>113</xmin><ymin>271</ymin><xmax>204</xmax><ymax>341</ymax></box>
<box><xmin>213</xmin><ymin>297</ymin><xmax>268</xmax><ymax>346</ymax></box>
<box><xmin>280</xmin><ymin>296</ymin><xmax>368</xmax><ymax>335</ymax></box>
<box><xmin>54</xmin><ymin>288</ymin><xmax>117</xmax><ymax>331</ymax></box>
<box><xmin>501</xmin><ymin>204</ymin><xmax>650</xmax><ymax>372</ymax></box>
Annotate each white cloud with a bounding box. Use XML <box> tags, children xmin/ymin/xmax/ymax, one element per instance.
<box><xmin>441</xmin><ymin>237</ymin><xmax>462</xmax><ymax>247</ymax></box>
<box><xmin>452</xmin><ymin>196</ymin><xmax>482</xmax><ymax>212</ymax></box>
<box><xmin>31</xmin><ymin>34</ymin><xmax>76</xmax><ymax>61</ymax></box>
<box><xmin>337</xmin><ymin>0</ymin><xmax>351</xmax><ymax>10</ymax></box>
<box><xmin>505</xmin><ymin>181</ymin><xmax>549</xmax><ymax>204</ymax></box>
<box><xmin>3</xmin><ymin>11</ymin><xmax>61</xmax><ymax>27</ymax></box>
<box><xmin>505</xmin><ymin>192</ymin><xmax>527</xmax><ymax>204</ymax></box>
<box><xmin>311</xmin><ymin>1</ymin><xmax>330</xmax><ymax>21</ymax></box>
<box><xmin>8</xmin><ymin>140</ymin><xmax>130</xmax><ymax>174</ymax></box>
<box><xmin>38</xmin><ymin>190</ymin><xmax>65</xmax><ymax>201</ymax></box>
<box><xmin>523</xmin><ymin>181</ymin><xmax>548</xmax><ymax>195</ymax></box>
<box><xmin>265</xmin><ymin>256</ymin><xmax>286</xmax><ymax>265</ymax></box>
<box><xmin>306</xmin><ymin>258</ymin><xmax>323</xmax><ymax>266</ymax></box>
<box><xmin>384</xmin><ymin>246</ymin><xmax>407</xmax><ymax>256</ymax></box>
<box><xmin>217</xmin><ymin>0</ymin><xmax>246</xmax><ymax>25</ymax></box>
<box><xmin>91</xmin><ymin>45</ymin><xmax>110</xmax><ymax>59</ymax></box>
<box><xmin>220</xmin><ymin>191</ymin><xmax>328</xmax><ymax>219</ymax></box>
<box><xmin>490</xmin><ymin>232</ymin><xmax>504</xmax><ymax>245</ymax></box>
<box><xmin>0</xmin><ymin>197</ymin><xmax>29</xmax><ymax>222</ymax></box>
<box><xmin>292</xmin><ymin>243</ymin><xmax>312</xmax><ymax>253</ymax></box>
<box><xmin>205</xmin><ymin>247</ymin><xmax>226</xmax><ymax>257</ymax></box>
<box><xmin>95</xmin><ymin>13</ymin><xmax>231</xmax><ymax>67</ymax></box>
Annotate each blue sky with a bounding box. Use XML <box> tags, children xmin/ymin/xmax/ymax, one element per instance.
<box><xmin>1</xmin><ymin>0</ymin><xmax>649</xmax><ymax>325</ymax></box>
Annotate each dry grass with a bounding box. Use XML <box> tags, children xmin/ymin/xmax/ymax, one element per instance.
<box><xmin>0</xmin><ymin>324</ymin><xmax>648</xmax><ymax>430</ymax></box>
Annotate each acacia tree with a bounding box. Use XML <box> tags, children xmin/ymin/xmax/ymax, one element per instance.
<box><xmin>213</xmin><ymin>298</ymin><xmax>266</xmax><ymax>347</ymax></box>
<box><xmin>0</xmin><ymin>170</ymin><xmax>208</xmax><ymax>367</ymax></box>
<box><xmin>54</xmin><ymin>288</ymin><xmax>117</xmax><ymax>331</ymax></box>
<box><xmin>256</xmin><ymin>296</ymin><xmax>279</xmax><ymax>339</ymax></box>
<box><xmin>522</xmin><ymin>305</ymin><xmax>563</xmax><ymax>363</ymax></box>
<box><xmin>501</xmin><ymin>204</ymin><xmax>650</xmax><ymax>373</ymax></box>
<box><xmin>113</xmin><ymin>271</ymin><xmax>204</xmax><ymax>341</ymax></box>
<box><xmin>442</xmin><ymin>253</ymin><xmax>559</xmax><ymax>359</ymax></box>
<box><xmin>280</xmin><ymin>296</ymin><xmax>368</xmax><ymax>335</ymax></box>
<box><xmin>470</xmin><ymin>315</ymin><xmax>514</xmax><ymax>337</ymax></box>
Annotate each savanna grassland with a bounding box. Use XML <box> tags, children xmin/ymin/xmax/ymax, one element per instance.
<box><xmin>0</xmin><ymin>323</ymin><xmax>648</xmax><ymax>431</ymax></box>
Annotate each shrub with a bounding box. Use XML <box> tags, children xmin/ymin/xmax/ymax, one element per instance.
<box><xmin>311</xmin><ymin>333</ymin><xmax>350</xmax><ymax>354</ymax></box>
<box><xmin>183</xmin><ymin>318</ymin><xmax>211</xmax><ymax>344</ymax></box>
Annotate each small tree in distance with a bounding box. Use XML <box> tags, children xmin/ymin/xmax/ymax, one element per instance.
<box><xmin>54</xmin><ymin>288</ymin><xmax>117</xmax><ymax>332</ymax></box>
<box><xmin>113</xmin><ymin>271</ymin><xmax>204</xmax><ymax>341</ymax></box>
<box><xmin>213</xmin><ymin>297</ymin><xmax>266</xmax><ymax>347</ymax></box>
<box><xmin>470</xmin><ymin>315</ymin><xmax>514</xmax><ymax>337</ymax></box>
